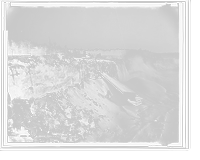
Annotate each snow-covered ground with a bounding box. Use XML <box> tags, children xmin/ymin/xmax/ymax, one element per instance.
<box><xmin>9</xmin><ymin>74</ymin><xmax>178</xmax><ymax>143</ymax></box>
<box><xmin>8</xmin><ymin>54</ymin><xmax>178</xmax><ymax>145</ymax></box>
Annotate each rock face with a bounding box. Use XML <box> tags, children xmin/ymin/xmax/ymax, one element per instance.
<box><xmin>8</xmin><ymin>56</ymin><xmax>178</xmax><ymax>144</ymax></box>
<box><xmin>8</xmin><ymin>56</ymin><xmax>117</xmax><ymax>99</ymax></box>
<box><xmin>8</xmin><ymin>56</ymin><xmax>120</xmax><ymax>142</ymax></box>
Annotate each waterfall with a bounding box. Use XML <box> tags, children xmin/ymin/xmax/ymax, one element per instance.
<box><xmin>116</xmin><ymin>60</ymin><xmax>130</xmax><ymax>82</ymax></box>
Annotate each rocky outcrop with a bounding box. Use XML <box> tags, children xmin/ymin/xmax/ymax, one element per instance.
<box><xmin>8</xmin><ymin>55</ymin><xmax>117</xmax><ymax>100</ymax></box>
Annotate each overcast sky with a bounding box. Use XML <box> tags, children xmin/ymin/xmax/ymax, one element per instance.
<box><xmin>6</xmin><ymin>4</ymin><xmax>179</xmax><ymax>53</ymax></box>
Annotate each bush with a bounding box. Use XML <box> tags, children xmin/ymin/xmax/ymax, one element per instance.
<box><xmin>63</xmin><ymin>104</ymin><xmax>96</xmax><ymax>140</ymax></box>
<box><xmin>64</xmin><ymin>107</ymin><xmax>72</xmax><ymax>118</ymax></box>
<box><xmin>30</xmin><ymin>102</ymin><xmax>60</xmax><ymax>132</ymax></box>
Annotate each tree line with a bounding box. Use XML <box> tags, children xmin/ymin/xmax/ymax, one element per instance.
<box><xmin>8</xmin><ymin>38</ymin><xmax>166</xmax><ymax>59</ymax></box>
<box><xmin>8</xmin><ymin>38</ymin><xmax>126</xmax><ymax>58</ymax></box>
<box><xmin>8</xmin><ymin>38</ymin><xmax>62</xmax><ymax>56</ymax></box>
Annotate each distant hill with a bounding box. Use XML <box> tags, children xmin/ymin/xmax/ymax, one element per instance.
<box><xmin>85</xmin><ymin>49</ymin><xmax>178</xmax><ymax>59</ymax></box>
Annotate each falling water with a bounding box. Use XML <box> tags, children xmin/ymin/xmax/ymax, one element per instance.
<box><xmin>116</xmin><ymin>60</ymin><xmax>130</xmax><ymax>82</ymax></box>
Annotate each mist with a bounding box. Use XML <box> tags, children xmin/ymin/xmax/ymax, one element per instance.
<box><xmin>7</xmin><ymin>4</ymin><xmax>179</xmax><ymax>53</ymax></box>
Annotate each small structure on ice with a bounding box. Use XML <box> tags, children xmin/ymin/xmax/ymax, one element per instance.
<box><xmin>128</xmin><ymin>96</ymin><xmax>142</xmax><ymax>106</ymax></box>
<box><xmin>124</xmin><ymin>92</ymin><xmax>143</xmax><ymax>106</ymax></box>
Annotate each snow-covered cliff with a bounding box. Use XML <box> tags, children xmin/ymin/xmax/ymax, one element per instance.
<box><xmin>7</xmin><ymin>51</ymin><xmax>179</xmax><ymax>144</ymax></box>
<box><xmin>8</xmin><ymin>56</ymin><xmax>117</xmax><ymax>99</ymax></box>
<box><xmin>8</xmin><ymin>56</ymin><xmax>125</xmax><ymax>142</ymax></box>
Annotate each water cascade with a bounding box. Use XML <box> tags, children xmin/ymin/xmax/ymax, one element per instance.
<box><xmin>116</xmin><ymin>60</ymin><xmax>130</xmax><ymax>82</ymax></box>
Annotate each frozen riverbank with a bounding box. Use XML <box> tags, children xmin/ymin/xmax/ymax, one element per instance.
<box><xmin>7</xmin><ymin>53</ymin><xmax>179</xmax><ymax>144</ymax></box>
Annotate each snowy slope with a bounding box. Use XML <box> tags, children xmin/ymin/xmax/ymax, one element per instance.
<box><xmin>9</xmin><ymin>78</ymin><xmax>141</xmax><ymax>142</ymax></box>
<box><xmin>7</xmin><ymin>53</ymin><xmax>179</xmax><ymax>144</ymax></box>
